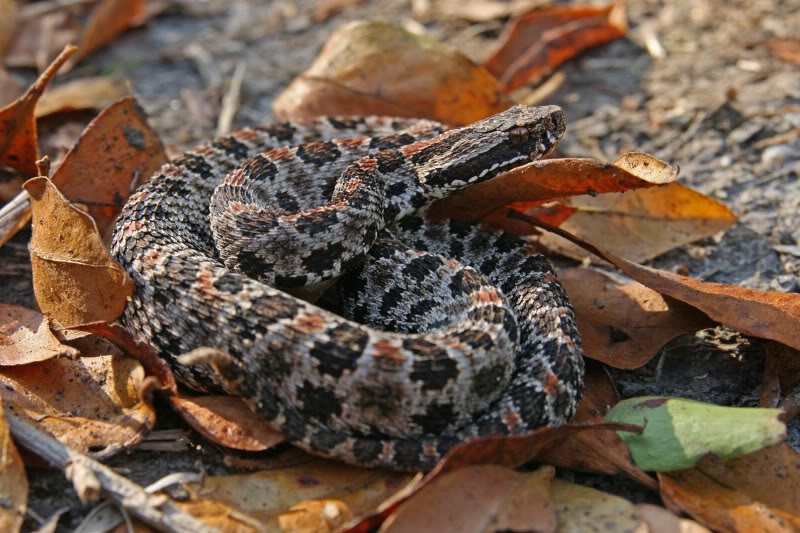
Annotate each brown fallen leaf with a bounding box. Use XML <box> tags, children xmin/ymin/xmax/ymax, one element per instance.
<box><xmin>63</xmin><ymin>0</ymin><xmax>147</xmax><ymax>71</ymax></box>
<box><xmin>760</xmin><ymin>341</ymin><xmax>800</xmax><ymax>412</ymax></box>
<box><xmin>3</xmin><ymin>8</ymin><xmax>79</xmax><ymax>71</ymax></box>
<box><xmin>382</xmin><ymin>465</ymin><xmax>557</xmax><ymax>533</ymax></box>
<box><xmin>25</xmin><ymin>177</ymin><xmax>132</xmax><ymax>326</ymax></box>
<box><xmin>531</xmin><ymin>218</ymin><xmax>800</xmax><ymax>352</ymax></box>
<box><xmin>274</xmin><ymin>21</ymin><xmax>510</xmax><ymax>126</ymax></box>
<box><xmin>176</xmin><ymin>458</ymin><xmax>413</xmax><ymax>533</ymax></box>
<box><xmin>537</xmin><ymin>182</ymin><xmax>738</xmax><ymax>264</ymax></box>
<box><xmin>174</xmin><ymin>395</ymin><xmax>285</xmax><ymax>452</ymax></box>
<box><xmin>0</xmin><ymin>45</ymin><xmax>77</xmax><ymax>177</ymax></box>
<box><xmin>342</xmin><ymin>421</ymin><xmax>643</xmax><ymax>533</ymax></box>
<box><xmin>550</xmin><ymin>479</ymin><xmax>645</xmax><ymax>532</ymax></box>
<box><xmin>0</xmin><ymin>401</ymin><xmax>27</xmax><ymax>533</ymax></box>
<box><xmin>0</xmin><ymin>66</ymin><xmax>22</xmax><ymax>106</ymax></box>
<box><xmin>312</xmin><ymin>0</ymin><xmax>365</xmax><ymax>22</ymax></box>
<box><xmin>0</xmin><ymin>0</ymin><xmax>18</xmax><ymax>57</ymax></box>
<box><xmin>49</xmin><ymin>96</ymin><xmax>168</xmax><ymax>241</ymax></box>
<box><xmin>34</xmin><ymin>76</ymin><xmax>130</xmax><ymax>118</ymax></box>
<box><xmin>433</xmin><ymin>0</ymin><xmax>549</xmax><ymax>22</ymax></box>
<box><xmin>765</xmin><ymin>39</ymin><xmax>800</xmax><ymax>65</ymax></box>
<box><xmin>0</xmin><ymin>351</ymin><xmax>154</xmax><ymax>456</ymax></box>
<box><xmin>0</xmin><ymin>303</ymin><xmax>78</xmax><ymax>365</ymax></box>
<box><xmin>659</xmin><ymin>467</ymin><xmax>800</xmax><ymax>533</ymax></box>
<box><xmin>696</xmin><ymin>443</ymin><xmax>800</xmax><ymax>516</ymax></box>
<box><xmin>483</xmin><ymin>2</ymin><xmax>627</xmax><ymax>92</ymax></box>
<box><xmin>559</xmin><ymin>267</ymin><xmax>715</xmax><ymax>369</ymax></box>
<box><xmin>429</xmin><ymin>152</ymin><xmax>679</xmax><ymax>224</ymax></box>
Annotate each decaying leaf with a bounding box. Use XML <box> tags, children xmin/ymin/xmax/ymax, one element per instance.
<box><xmin>550</xmin><ymin>479</ymin><xmax>645</xmax><ymax>532</ymax></box>
<box><xmin>539</xmin><ymin>221</ymin><xmax>800</xmax><ymax>353</ymax></box>
<box><xmin>483</xmin><ymin>2</ymin><xmax>628</xmax><ymax>92</ymax></box>
<box><xmin>381</xmin><ymin>465</ymin><xmax>556</xmax><ymax>533</ymax></box>
<box><xmin>659</xmin><ymin>467</ymin><xmax>800</xmax><ymax>533</ymax></box>
<box><xmin>25</xmin><ymin>177</ymin><xmax>132</xmax><ymax>326</ymax></box>
<box><xmin>176</xmin><ymin>458</ymin><xmax>413</xmax><ymax>532</ymax></box>
<box><xmin>537</xmin><ymin>182</ymin><xmax>738</xmax><ymax>264</ymax></box>
<box><xmin>559</xmin><ymin>267</ymin><xmax>715</xmax><ymax>369</ymax></box>
<box><xmin>34</xmin><ymin>77</ymin><xmax>130</xmax><ymax>118</ymax></box>
<box><xmin>0</xmin><ymin>351</ymin><xmax>154</xmax><ymax>456</ymax></box>
<box><xmin>765</xmin><ymin>39</ymin><xmax>800</xmax><ymax>65</ymax></box>
<box><xmin>0</xmin><ymin>45</ymin><xmax>76</xmax><ymax>177</ymax></box>
<box><xmin>605</xmin><ymin>396</ymin><xmax>785</xmax><ymax>472</ymax></box>
<box><xmin>174</xmin><ymin>395</ymin><xmax>285</xmax><ymax>452</ymax></box>
<box><xmin>0</xmin><ymin>303</ymin><xmax>78</xmax><ymax>365</ymax></box>
<box><xmin>0</xmin><ymin>401</ymin><xmax>27</xmax><ymax>533</ymax></box>
<box><xmin>274</xmin><ymin>21</ymin><xmax>510</xmax><ymax>125</ymax></box>
<box><xmin>64</xmin><ymin>0</ymin><xmax>147</xmax><ymax>70</ymax></box>
<box><xmin>429</xmin><ymin>152</ymin><xmax>679</xmax><ymax>224</ymax></box>
<box><xmin>49</xmin><ymin>96</ymin><xmax>168</xmax><ymax>241</ymax></box>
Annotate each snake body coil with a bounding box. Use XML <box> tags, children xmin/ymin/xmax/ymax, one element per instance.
<box><xmin>112</xmin><ymin>105</ymin><xmax>584</xmax><ymax>471</ymax></box>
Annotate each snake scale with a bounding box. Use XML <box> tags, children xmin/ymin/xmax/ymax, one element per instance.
<box><xmin>111</xmin><ymin>105</ymin><xmax>584</xmax><ymax>471</ymax></box>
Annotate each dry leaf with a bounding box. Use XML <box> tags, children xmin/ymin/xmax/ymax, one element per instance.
<box><xmin>659</xmin><ymin>467</ymin><xmax>800</xmax><ymax>533</ymax></box>
<box><xmin>0</xmin><ymin>400</ymin><xmax>27</xmax><ymax>533</ymax></box>
<box><xmin>174</xmin><ymin>395</ymin><xmax>285</xmax><ymax>452</ymax></box>
<box><xmin>64</xmin><ymin>0</ymin><xmax>147</xmax><ymax>70</ymax></box>
<box><xmin>49</xmin><ymin>96</ymin><xmax>168</xmax><ymax>240</ymax></box>
<box><xmin>34</xmin><ymin>77</ymin><xmax>130</xmax><ymax>118</ymax></box>
<box><xmin>540</xmin><ymin>222</ymin><xmax>800</xmax><ymax>352</ymax></box>
<box><xmin>429</xmin><ymin>152</ymin><xmax>679</xmax><ymax>224</ymax></box>
<box><xmin>696</xmin><ymin>443</ymin><xmax>800</xmax><ymax>516</ymax></box>
<box><xmin>313</xmin><ymin>0</ymin><xmax>365</xmax><ymax>22</ymax></box>
<box><xmin>0</xmin><ymin>0</ymin><xmax>18</xmax><ymax>57</ymax></box>
<box><xmin>537</xmin><ymin>182</ymin><xmax>738</xmax><ymax>264</ymax></box>
<box><xmin>0</xmin><ymin>45</ymin><xmax>76</xmax><ymax>177</ymax></box>
<box><xmin>483</xmin><ymin>2</ymin><xmax>627</xmax><ymax>92</ymax></box>
<box><xmin>636</xmin><ymin>504</ymin><xmax>712</xmax><ymax>533</ymax></box>
<box><xmin>559</xmin><ymin>267</ymin><xmax>715</xmax><ymax>369</ymax></box>
<box><xmin>177</xmin><ymin>458</ymin><xmax>413</xmax><ymax>532</ymax></box>
<box><xmin>3</xmin><ymin>10</ymin><xmax>79</xmax><ymax>70</ymax></box>
<box><xmin>765</xmin><ymin>39</ymin><xmax>800</xmax><ymax>65</ymax></box>
<box><xmin>381</xmin><ymin>465</ymin><xmax>556</xmax><ymax>533</ymax></box>
<box><xmin>0</xmin><ymin>66</ymin><xmax>22</xmax><ymax>106</ymax></box>
<box><xmin>274</xmin><ymin>21</ymin><xmax>510</xmax><ymax>125</ymax></box>
<box><xmin>0</xmin><ymin>352</ymin><xmax>154</xmax><ymax>456</ymax></box>
<box><xmin>760</xmin><ymin>342</ymin><xmax>800</xmax><ymax>417</ymax></box>
<box><xmin>434</xmin><ymin>0</ymin><xmax>549</xmax><ymax>22</ymax></box>
<box><xmin>550</xmin><ymin>479</ymin><xmax>645</xmax><ymax>532</ymax></box>
<box><xmin>25</xmin><ymin>177</ymin><xmax>132</xmax><ymax>326</ymax></box>
<box><xmin>0</xmin><ymin>303</ymin><xmax>78</xmax><ymax>365</ymax></box>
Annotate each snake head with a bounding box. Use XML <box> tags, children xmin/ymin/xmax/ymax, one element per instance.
<box><xmin>410</xmin><ymin>105</ymin><xmax>566</xmax><ymax>192</ymax></box>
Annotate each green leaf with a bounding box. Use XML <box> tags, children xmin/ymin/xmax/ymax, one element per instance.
<box><xmin>603</xmin><ymin>396</ymin><xmax>785</xmax><ymax>472</ymax></box>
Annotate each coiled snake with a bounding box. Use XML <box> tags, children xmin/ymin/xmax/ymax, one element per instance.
<box><xmin>112</xmin><ymin>105</ymin><xmax>584</xmax><ymax>471</ymax></box>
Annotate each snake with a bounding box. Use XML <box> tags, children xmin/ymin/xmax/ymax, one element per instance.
<box><xmin>111</xmin><ymin>105</ymin><xmax>584</xmax><ymax>471</ymax></box>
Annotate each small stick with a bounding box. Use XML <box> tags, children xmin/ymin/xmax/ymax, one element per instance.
<box><xmin>216</xmin><ymin>61</ymin><xmax>247</xmax><ymax>138</ymax></box>
<box><xmin>7</xmin><ymin>414</ymin><xmax>219</xmax><ymax>533</ymax></box>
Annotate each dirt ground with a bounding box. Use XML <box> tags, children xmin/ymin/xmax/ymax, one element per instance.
<box><xmin>3</xmin><ymin>0</ymin><xmax>800</xmax><ymax>530</ymax></box>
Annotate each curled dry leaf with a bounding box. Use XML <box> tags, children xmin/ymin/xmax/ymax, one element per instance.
<box><xmin>483</xmin><ymin>2</ymin><xmax>628</xmax><ymax>92</ymax></box>
<box><xmin>659</xmin><ymin>467</ymin><xmax>800</xmax><ymax>533</ymax></box>
<box><xmin>0</xmin><ymin>45</ymin><xmax>77</xmax><ymax>178</ymax></box>
<box><xmin>537</xmin><ymin>182</ymin><xmax>738</xmax><ymax>264</ymax></box>
<box><xmin>429</xmin><ymin>152</ymin><xmax>678</xmax><ymax>224</ymax></box>
<box><xmin>0</xmin><ymin>303</ymin><xmax>78</xmax><ymax>365</ymax></box>
<box><xmin>25</xmin><ymin>177</ymin><xmax>132</xmax><ymax>326</ymax></box>
<box><xmin>382</xmin><ymin>465</ymin><xmax>556</xmax><ymax>533</ymax></box>
<box><xmin>176</xmin><ymin>458</ymin><xmax>414</xmax><ymax>533</ymax></box>
<box><xmin>274</xmin><ymin>21</ymin><xmax>510</xmax><ymax>126</ymax></box>
<box><xmin>0</xmin><ymin>401</ymin><xmax>27</xmax><ymax>533</ymax></box>
<box><xmin>174</xmin><ymin>395</ymin><xmax>285</xmax><ymax>452</ymax></box>
<box><xmin>559</xmin><ymin>267</ymin><xmax>715</xmax><ymax>369</ymax></box>
<box><xmin>539</xmin><ymin>220</ymin><xmax>800</xmax><ymax>353</ymax></box>
<box><xmin>550</xmin><ymin>479</ymin><xmax>645</xmax><ymax>532</ymax></box>
<box><xmin>0</xmin><ymin>352</ymin><xmax>154</xmax><ymax>456</ymax></box>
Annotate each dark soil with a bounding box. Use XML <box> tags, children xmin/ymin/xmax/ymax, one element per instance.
<box><xmin>3</xmin><ymin>0</ymin><xmax>799</xmax><ymax>530</ymax></box>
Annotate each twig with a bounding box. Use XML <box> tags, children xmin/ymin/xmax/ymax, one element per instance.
<box><xmin>7</xmin><ymin>413</ymin><xmax>219</xmax><ymax>533</ymax></box>
<box><xmin>216</xmin><ymin>61</ymin><xmax>247</xmax><ymax>138</ymax></box>
<box><xmin>0</xmin><ymin>191</ymin><xmax>32</xmax><ymax>248</ymax></box>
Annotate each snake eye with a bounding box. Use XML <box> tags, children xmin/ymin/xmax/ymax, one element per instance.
<box><xmin>509</xmin><ymin>126</ymin><xmax>529</xmax><ymax>144</ymax></box>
